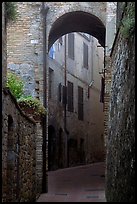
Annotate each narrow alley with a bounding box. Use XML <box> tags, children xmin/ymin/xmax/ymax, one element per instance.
<box><xmin>37</xmin><ymin>162</ymin><xmax>106</xmax><ymax>202</ymax></box>
<box><xmin>2</xmin><ymin>2</ymin><xmax>135</xmax><ymax>203</ymax></box>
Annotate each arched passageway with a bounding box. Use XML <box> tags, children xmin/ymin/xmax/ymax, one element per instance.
<box><xmin>47</xmin><ymin>8</ymin><xmax>105</xmax><ymax>172</ymax></box>
<box><xmin>48</xmin><ymin>11</ymin><xmax>106</xmax><ymax>50</ymax></box>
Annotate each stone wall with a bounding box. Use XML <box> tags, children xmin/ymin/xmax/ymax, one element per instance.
<box><xmin>2</xmin><ymin>3</ymin><xmax>7</xmax><ymax>87</ymax></box>
<box><xmin>106</xmin><ymin>2</ymin><xmax>135</xmax><ymax>202</ymax></box>
<box><xmin>2</xmin><ymin>88</ymin><xmax>37</xmax><ymax>202</ymax></box>
<box><xmin>35</xmin><ymin>122</ymin><xmax>43</xmax><ymax>197</ymax></box>
<box><xmin>103</xmin><ymin>56</ymin><xmax>112</xmax><ymax>149</ymax></box>
<box><xmin>46</xmin><ymin>2</ymin><xmax>106</xmax><ymax>48</ymax></box>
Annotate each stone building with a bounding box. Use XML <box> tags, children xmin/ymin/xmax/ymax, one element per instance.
<box><xmin>2</xmin><ymin>3</ymin><xmax>38</xmax><ymax>202</ymax></box>
<box><xmin>48</xmin><ymin>33</ymin><xmax>104</xmax><ymax>169</ymax></box>
<box><xmin>3</xmin><ymin>1</ymin><xmax>135</xmax><ymax>202</ymax></box>
<box><xmin>49</xmin><ymin>33</ymin><xmax>104</xmax><ymax>167</ymax></box>
<box><xmin>7</xmin><ymin>2</ymin><xmax>105</xmax><ymax>170</ymax></box>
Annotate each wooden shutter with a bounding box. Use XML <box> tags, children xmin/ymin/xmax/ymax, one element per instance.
<box><xmin>68</xmin><ymin>33</ymin><xmax>74</xmax><ymax>60</ymax></box>
<box><xmin>49</xmin><ymin>70</ymin><xmax>52</xmax><ymax>99</ymax></box>
<box><xmin>83</xmin><ymin>42</ymin><xmax>88</xmax><ymax>69</ymax></box>
<box><xmin>78</xmin><ymin>86</ymin><xmax>84</xmax><ymax>120</ymax></box>
<box><xmin>68</xmin><ymin>81</ymin><xmax>74</xmax><ymax>112</ymax></box>
<box><xmin>58</xmin><ymin>83</ymin><xmax>62</xmax><ymax>102</ymax></box>
<box><xmin>63</xmin><ymin>86</ymin><xmax>67</xmax><ymax>105</ymax></box>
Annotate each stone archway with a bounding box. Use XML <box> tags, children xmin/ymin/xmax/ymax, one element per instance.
<box><xmin>48</xmin><ymin>11</ymin><xmax>106</xmax><ymax>50</ymax></box>
<box><xmin>43</xmin><ymin>3</ymin><xmax>107</xmax><ymax>190</ymax></box>
<box><xmin>45</xmin><ymin>2</ymin><xmax>106</xmax><ymax>47</ymax></box>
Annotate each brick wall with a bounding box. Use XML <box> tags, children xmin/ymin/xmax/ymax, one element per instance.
<box><xmin>7</xmin><ymin>2</ymin><xmax>43</xmax><ymax>100</ymax></box>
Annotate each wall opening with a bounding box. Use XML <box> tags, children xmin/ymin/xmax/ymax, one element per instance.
<box><xmin>48</xmin><ymin>11</ymin><xmax>106</xmax><ymax>50</ymax></box>
<box><xmin>7</xmin><ymin>115</ymin><xmax>19</xmax><ymax>201</ymax></box>
<box><xmin>46</xmin><ymin>8</ymin><xmax>106</xmax><ymax>197</ymax></box>
<box><xmin>48</xmin><ymin>125</ymin><xmax>57</xmax><ymax>171</ymax></box>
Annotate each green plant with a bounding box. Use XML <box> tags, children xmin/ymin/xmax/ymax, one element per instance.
<box><xmin>18</xmin><ymin>96</ymin><xmax>46</xmax><ymax>117</ymax></box>
<box><xmin>5</xmin><ymin>2</ymin><xmax>18</xmax><ymax>23</ymax></box>
<box><xmin>6</xmin><ymin>71</ymin><xmax>24</xmax><ymax>99</ymax></box>
<box><xmin>120</xmin><ymin>3</ymin><xmax>135</xmax><ymax>39</ymax></box>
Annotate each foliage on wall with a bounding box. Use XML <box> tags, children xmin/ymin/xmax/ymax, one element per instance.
<box><xmin>18</xmin><ymin>96</ymin><xmax>46</xmax><ymax>117</ymax></box>
<box><xmin>120</xmin><ymin>2</ymin><xmax>135</xmax><ymax>39</ymax></box>
<box><xmin>5</xmin><ymin>2</ymin><xmax>18</xmax><ymax>23</ymax></box>
<box><xmin>6</xmin><ymin>71</ymin><xmax>46</xmax><ymax>118</ymax></box>
<box><xmin>6</xmin><ymin>71</ymin><xmax>24</xmax><ymax>99</ymax></box>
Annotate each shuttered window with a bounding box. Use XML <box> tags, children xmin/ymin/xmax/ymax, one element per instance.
<box><xmin>49</xmin><ymin>69</ymin><xmax>53</xmax><ymax>99</ymax></box>
<box><xmin>67</xmin><ymin>81</ymin><xmax>74</xmax><ymax>112</ymax></box>
<box><xmin>78</xmin><ymin>86</ymin><xmax>84</xmax><ymax>120</ymax></box>
<box><xmin>68</xmin><ymin>33</ymin><xmax>74</xmax><ymax>60</ymax></box>
<box><xmin>63</xmin><ymin>86</ymin><xmax>67</xmax><ymax>105</ymax></box>
<box><xmin>58</xmin><ymin>83</ymin><xmax>62</xmax><ymax>102</ymax></box>
<box><xmin>83</xmin><ymin>42</ymin><xmax>88</xmax><ymax>69</ymax></box>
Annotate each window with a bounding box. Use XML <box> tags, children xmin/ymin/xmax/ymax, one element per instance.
<box><xmin>79</xmin><ymin>32</ymin><xmax>91</xmax><ymax>41</ymax></box>
<box><xmin>35</xmin><ymin>80</ymin><xmax>39</xmax><ymax>99</ymax></box>
<box><xmin>58</xmin><ymin>37</ymin><xmax>63</xmax><ymax>51</ymax></box>
<box><xmin>58</xmin><ymin>37</ymin><xmax>63</xmax><ymax>45</ymax></box>
<box><xmin>49</xmin><ymin>68</ymin><xmax>53</xmax><ymax>99</ymax></box>
<box><xmin>83</xmin><ymin>42</ymin><xmax>88</xmax><ymax>69</ymax></box>
<box><xmin>100</xmin><ymin>77</ymin><xmax>105</xmax><ymax>103</ymax></box>
<box><xmin>67</xmin><ymin>81</ymin><xmax>74</xmax><ymax>112</ymax></box>
<box><xmin>49</xmin><ymin>45</ymin><xmax>55</xmax><ymax>59</ymax></box>
<box><xmin>68</xmin><ymin>33</ymin><xmax>74</xmax><ymax>60</ymax></box>
<box><xmin>58</xmin><ymin>83</ymin><xmax>62</xmax><ymax>102</ymax></box>
<box><xmin>78</xmin><ymin>86</ymin><xmax>84</xmax><ymax>120</ymax></box>
<box><xmin>62</xmin><ymin>85</ymin><xmax>67</xmax><ymax>105</ymax></box>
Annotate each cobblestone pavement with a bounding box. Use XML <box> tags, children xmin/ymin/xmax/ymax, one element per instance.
<box><xmin>36</xmin><ymin>162</ymin><xmax>106</xmax><ymax>202</ymax></box>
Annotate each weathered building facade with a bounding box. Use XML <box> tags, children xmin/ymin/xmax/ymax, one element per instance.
<box><xmin>48</xmin><ymin>33</ymin><xmax>104</xmax><ymax>169</ymax></box>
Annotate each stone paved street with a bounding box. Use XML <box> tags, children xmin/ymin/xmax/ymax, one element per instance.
<box><xmin>36</xmin><ymin>162</ymin><xmax>106</xmax><ymax>202</ymax></box>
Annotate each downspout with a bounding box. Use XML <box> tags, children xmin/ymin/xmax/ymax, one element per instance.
<box><xmin>41</xmin><ymin>2</ymin><xmax>49</xmax><ymax>193</ymax></box>
<box><xmin>103</xmin><ymin>44</ymin><xmax>106</xmax><ymax>111</ymax></box>
<box><xmin>64</xmin><ymin>35</ymin><xmax>69</xmax><ymax>167</ymax></box>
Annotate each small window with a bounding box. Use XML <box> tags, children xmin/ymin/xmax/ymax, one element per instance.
<box><xmin>58</xmin><ymin>37</ymin><xmax>63</xmax><ymax>45</ymax></box>
<box><xmin>49</xmin><ymin>68</ymin><xmax>54</xmax><ymax>99</ymax></box>
<box><xmin>67</xmin><ymin>81</ymin><xmax>74</xmax><ymax>112</ymax></box>
<box><xmin>35</xmin><ymin>80</ymin><xmax>39</xmax><ymax>99</ymax></box>
<box><xmin>68</xmin><ymin>33</ymin><xmax>74</xmax><ymax>60</ymax></box>
<box><xmin>49</xmin><ymin>45</ymin><xmax>55</xmax><ymax>59</ymax></box>
<box><xmin>58</xmin><ymin>83</ymin><xmax>62</xmax><ymax>102</ymax></box>
<box><xmin>58</xmin><ymin>37</ymin><xmax>63</xmax><ymax>51</ymax></box>
<box><xmin>62</xmin><ymin>86</ymin><xmax>67</xmax><ymax>105</ymax></box>
<box><xmin>78</xmin><ymin>86</ymin><xmax>84</xmax><ymax>120</ymax></box>
<box><xmin>83</xmin><ymin>42</ymin><xmax>88</xmax><ymax>69</ymax></box>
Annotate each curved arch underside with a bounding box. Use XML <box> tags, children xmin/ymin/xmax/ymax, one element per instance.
<box><xmin>48</xmin><ymin>11</ymin><xmax>106</xmax><ymax>49</ymax></box>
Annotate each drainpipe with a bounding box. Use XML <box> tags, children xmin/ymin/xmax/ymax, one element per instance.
<box><xmin>41</xmin><ymin>2</ymin><xmax>49</xmax><ymax>193</ymax></box>
<box><xmin>103</xmin><ymin>45</ymin><xmax>106</xmax><ymax>111</ymax></box>
<box><xmin>64</xmin><ymin>34</ymin><xmax>69</xmax><ymax>167</ymax></box>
